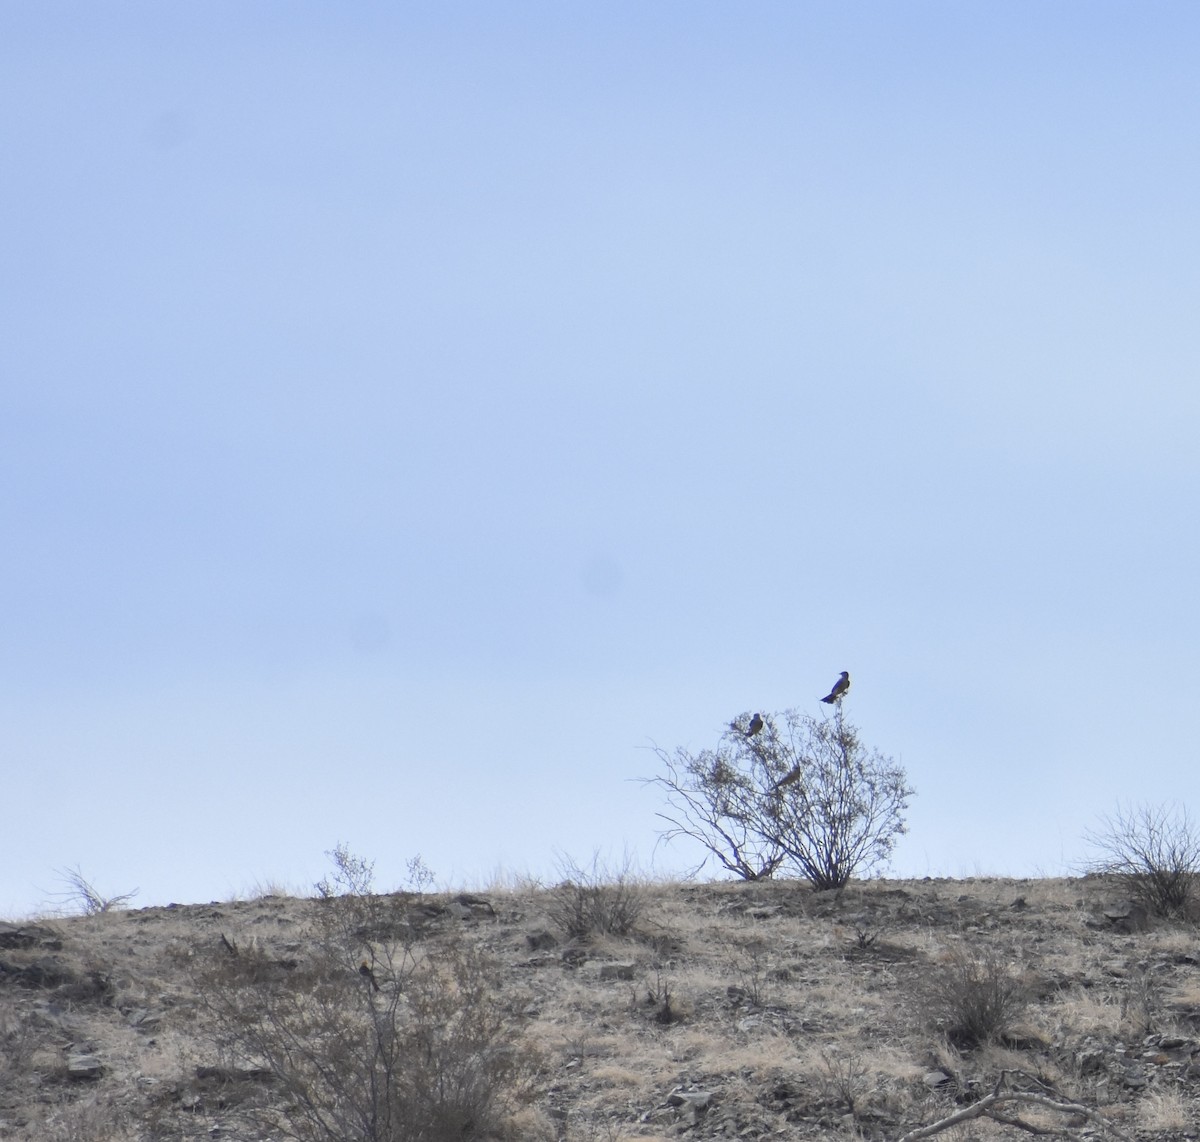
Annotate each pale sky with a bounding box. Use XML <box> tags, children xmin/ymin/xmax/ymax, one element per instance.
<box><xmin>4</xmin><ymin>3</ymin><xmax>1200</xmax><ymax>915</ymax></box>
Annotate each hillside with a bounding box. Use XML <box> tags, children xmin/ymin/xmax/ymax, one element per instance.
<box><xmin>1</xmin><ymin>876</ymin><xmax>1198</xmax><ymax>1141</ymax></box>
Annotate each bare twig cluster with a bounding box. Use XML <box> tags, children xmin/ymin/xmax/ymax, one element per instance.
<box><xmin>547</xmin><ymin>852</ymin><xmax>646</xmax><ymax>940</ymax></box>
<box><xmin>1083</xmin><ymin>802</ymin><xmax>1200</xmax><ymax>919</ymax></box>
<box><xmin>52</xmin><ymin>866</ymin><xmax>138</xmax><ymax>915</ymax></box>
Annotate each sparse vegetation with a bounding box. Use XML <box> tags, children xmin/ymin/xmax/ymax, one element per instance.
<box><xmin>51</xmin><ymin>865</ymin><xmax>139</xmax><ymax>915</ymax></box>
<box><xmin>1</xmin><ymin>872</ymin><xmax>1195</xmax><ymax>1141</ymax></box>
<box><xmin>646</xmin><ymin>707</ymin><xmax>914</xmax><ymax>889</ymax></box>
<box><xmin>724</xmin><ymin>937</ymin><xmax>773</xmax><ymax>1006</ymax></box>
<box><xmin>1083</xmin><ymin>801</ymin><xmax>1200</xmax><ymax>920</ymax></box>
<box><xmin>546</xmin><ymin>852</ymin><xmax>647</xmax><ymax>940</ymax></box>
<box><xmin>894</xmin><ymin>1073</ymin><xmax>1135</xmax><ymax>1142</ymax></box>
<box><xmin>816</xmin><ymin>1048</ymin><xmax>870</xmax><ymax>1117</ymax></box>
<box><xmin>195</xmin><ymin>847</ymin><xmax>539</xmax><ymax>1142</ymax></box>
<box><xmin>920</xmin><ymin>943</ymin><xmax>1028</xmax><ymax>1048</ymax></box>
<box><xmin>1119</xmin><ymin>962</ymin><xmax>1164</xmax><ymax>1039</ymax></box>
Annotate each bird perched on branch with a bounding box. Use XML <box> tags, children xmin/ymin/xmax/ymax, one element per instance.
<box><xmin>747</xmin><ymin>713</ymin><xmax>764</xmax><ymax>737</ymax></box>
<box><xmin>820</xmin><ymin>671</ymin><xmax>850</xmax><ymax>704</ymax></box>
<box><xmin>359</xmin><ymin>961</ymin><xmax>380</xmax><ymax>991</ymax></box>
<box><xmin>774</xmin><ymin>765</ymin><xmax>804</xmax><ymax>790</ymax></box>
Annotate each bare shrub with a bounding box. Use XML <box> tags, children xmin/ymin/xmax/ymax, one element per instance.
<box><xmin>851</xmin><ymin>922</ymin><xmax>883</xmax><ymax>951</ymax></box>
<box><xmin>315</xmin><ymin>841</ymin><xmax>375</xmax><ymax>899</ymax></box>
<box><xmin>636</xmin><ymin>969</ymin><xmax>685</xmax><ymax>1024</ymax></box>
<box><xmin>1082</xmin><ymin>802</ymin><xmax>1200</xmax><ymax>919</ymax></box>
<box><xmin>546</xmin><ymin>853</ymin><xmax>646</xmax><ymax>940</ymax></box>
<box><xmin>194</xmin><ymin>846</ymin><xmax>538</xmax><ymax>1142</ymax></box>
<box><xmin>643</xmin><ymin>727</ymin><xmax>787</xmax><ymax>880</ymax></box>
<box><xmin>404</xmin><ymin>853</ymin><xmax>436</xmax><ymax>894</ymax></box>
<box><xmin>51</xmin><ymin>866</ymin><xmax>138</xmax><ymax>915</ymax></box>
<box><xmin>645</xmin><ymin>707</ymin><xmax>913</xmax><ymax>889</ymax></box>
<box><xmin>817</xmin><ymin>1049</ymin><xmax>870</xmax><ymax>1116</ymax></box>
<box><xmin>921</xmin><ymin>945</ymin><xmax>1027</xmax><ymax>1049</ymax></box>
<box><xmin>724</xmin><ymin>937</ymin><xmax>773</xmax><ymax>1006</ymax></box>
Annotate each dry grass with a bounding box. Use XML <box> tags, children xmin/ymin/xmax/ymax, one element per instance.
<box><xmin>1136</xmin><ymin>1087</ymin><xmax>1191</xmax><ymax>1131</ymax></box>
<box><xmin>1</xmin><ymin>876</ymin><xmax>1198</xmax><ymax>1140</ymax></box>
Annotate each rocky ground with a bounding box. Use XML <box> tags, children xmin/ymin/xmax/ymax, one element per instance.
<box><xmin>1</xmin><ymin>875</ymin><xmax>1199</xmax><ymax>1141</ymax></box>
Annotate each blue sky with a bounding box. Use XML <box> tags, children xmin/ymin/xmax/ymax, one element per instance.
<box><xmin>4</xmin><ymin>3</ymin><xmax>1200</xmax><ymax>914</ymax></box>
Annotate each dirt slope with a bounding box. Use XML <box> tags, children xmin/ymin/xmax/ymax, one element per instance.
<box><xmin>2</xmin><ymin>876</ymin><xmax>1198</xmax><ymax>1140</ymax></box>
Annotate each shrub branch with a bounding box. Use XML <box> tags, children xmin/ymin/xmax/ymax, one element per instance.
<box><xmin>896</xmin><ymin>1074</ymin><xmax>1133</xmax><ymax>1142</ymax></box>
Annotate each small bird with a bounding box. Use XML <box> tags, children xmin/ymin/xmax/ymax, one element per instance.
<box><xmin>747</xmin><ymin>713</ymin><xmax>764</xmax><ymax>737</ymax></box>
<box><xmin>774</xmin><ymin>765</ymin><xmax>804</xmax><ymax>790</ymax></box>
<box><xmin>359</xmin><ymin>961</ymin><xmax>380</xmax><ymax>991</ymax></box>
<box><xmin>821</xmin><ymin>671</ymin><xmax>850</xmax><ymax>704</ymax></box>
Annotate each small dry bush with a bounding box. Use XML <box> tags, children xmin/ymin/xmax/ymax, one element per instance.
<box><xmin>816</xmin><ymin>1048</ymin><xmax>871</xmax><ymax>1115</ymax></box>
<box><xmin>921</xmin><ymin>944</ymin><xmax>1027</xmax><ymax>1049</ymax></box>
<box><xmin>546</xmin><ymin>854</ymin><xmax>646</xmax><ymax>940</ymax></box>
<box><xmin>192</xmin><ymin>847</ymin><xmax>539</xmax><ymax>1142</ymax></box>
<box><xmin>51</xmin><ymin>866</ymin><xmax>138</xmax><ymax>915</ymax></box>
<box><xmin>1083</xmin><ymin>802</ymin><xmax>1200</xmax><ymax>920</ymax></box>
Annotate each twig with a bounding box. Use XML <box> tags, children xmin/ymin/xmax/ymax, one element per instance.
<box><xmin>896</xmin><ymin>1090</ymin><xmax>1132</xmax><ymax>1142</ymax></box>
<box><xmin>988</xmin><ymin>1108</ymin><xmax>1065</xmax><ymax>1135</ymax></box>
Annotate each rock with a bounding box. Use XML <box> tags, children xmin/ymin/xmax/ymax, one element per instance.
<box><xmin>526</xmin><ymin>929</ymin><xmax>558</xmax><ymax>951</ymax></box>
<box><xmin>0</xmin><ymin>923</ymin><xmax>61</xmax><ymax>950</ymax></box>
<box><xmin>0</xmin><ymin>956</ymin><xmax>74</xmax><ymax>989</ymax></box>
<box><xmin>923</xmin><ymin>1070</ymin><xmax>951</xmax><ymax>1089</ymax></box>
<box><xmin>1101</xmin><ymin>900</ymin><xmax>1150</xmax><ymax>933</ymax></box>
<box><xmin>667</xmin><ymin>1088</ymin><xmax>714</xmax><ymax>1123</ymax></box>
<box><xmin>453</xmin><ymin>893</ymin><xmax>496</xmax><ymax>919</ymax></box>
<box><xmin>125</xmin><ymin>1008</ymin><xmax>163</xmax><ymax>1030</ymax></box>
<box><xmin>599</xmin><ymin>963</ymin><xmax>635</xmax><ymax>981</ymax></box>
<box><xmin>1120</xmin><ymin>1065</ymin><xmax>1149</xmax><ymax>1089</ymax></box>
<box><xmin>1075</xmin><ymin>1048</ymin><xmax>1106</xmax><ymax>1076</ymax></box>
<box><xmin>667</xmin><ymin>1089</ymin><xmax>714</xmax><ymax>1109</ymax></box>
<box><xmin>67</xmin><ymin>1053</ymin><xmax>104</xmax><ymax>1081</ymax></box>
